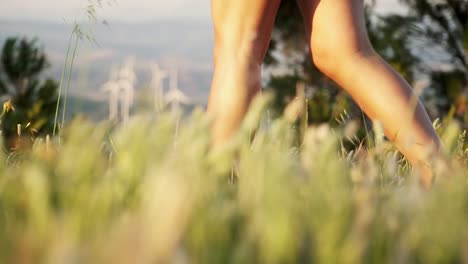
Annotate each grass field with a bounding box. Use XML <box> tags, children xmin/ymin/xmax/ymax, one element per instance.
<box><xmin>0</xmin><ymin>94</ymin><xmax>467</xmax><ymax>264</ymax></box>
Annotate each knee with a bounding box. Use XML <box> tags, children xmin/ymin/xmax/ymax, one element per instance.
<box><xmin>213</xmin><ymin>33</ymin><xmax>265</xmax><ymax>69</ymax></box>
<box><xmin>310</xmin><ymin>39</ymin><xmax>376</xmax><ymax>79</ymax></box>
<box><xmin>212</xmin><ymin>35</ymin><xmax>262</xmax><ymax>97</ymax></box>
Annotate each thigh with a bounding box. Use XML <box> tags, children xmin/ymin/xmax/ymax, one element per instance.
<box><xmin>211</xmin><ymin>0</ymin><xmax>281</xmax><ymax>63</ymax></box>
<box><xmin>296</xmin><ymin>0</ymin><xmax>372</xmax><ymax>55</ymax></box>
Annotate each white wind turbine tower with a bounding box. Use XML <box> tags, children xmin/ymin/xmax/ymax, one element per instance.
<box><xmin>150</xmin><ymin>62</ymin><xmax>168</xmax><ymax>111</ymax></box>
<box><xmin>165</xmin><ymin>68</ymin><xmax>191</xmax><ymax>113</ymax></box>
<box><xmin>118</xmin><ymin>58</ymin><xmax>137</xmax><ymax>124</ymax></box>
<box><xmin>101</xmin><ymin>66</ymin><xmax>120</xmax><ymax>121</ymax></box>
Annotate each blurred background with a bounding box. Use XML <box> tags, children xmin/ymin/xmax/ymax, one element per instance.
<box><xmin>2</xmin><ymin>2</ymin><xmax>468</xmax><ymax>263</ymax></box>
<box><xmin>0</xmin><ymin>0</ymin><xmax>466</xmax><ymax>140</ymax></box>
<box><xmin>0</xmin><ymin>0</ymin><xmax>213</xmax><ymax>123</ymax></box>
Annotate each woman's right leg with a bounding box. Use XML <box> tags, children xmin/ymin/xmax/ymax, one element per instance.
<box><xmin>208</xmin><ymin>0</ymin><xmax>281</xmax><ymax>146</ymax></box>
<box><xmin>296</xmin><ymin>0</ymin><xmax>442</xmax><ymax>188</ymax></box>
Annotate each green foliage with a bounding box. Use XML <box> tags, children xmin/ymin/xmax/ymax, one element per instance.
<box><xmin>0</xmin><ymin>96</ymin><xmax>466</xmax><ymax>263</ymax></box>
<box><xmin>400</xmin><ymin>0</ymin><xmax>467</xmax><ymax>69</ymax></box>
<box><xmin>396</xmin><ymin>0</ymin><xmax>468</xmax><ymax>121</ymax></box>
<box><xmin>0</xmin><ymin>37</ymin><xmax>59</xmax><ymax>147</ymax></box>
<box><xmin>268</xmin><ymin>75</ymin><xmax>301</xmax><ymax>118</ymax></box>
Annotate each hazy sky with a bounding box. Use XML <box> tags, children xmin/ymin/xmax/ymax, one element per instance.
<box><xmin>1</xmin><ymin>0</ymin><xmax>400</xmax><ymax>22</ymax></box>
<box><xmin>0</xmin><ymin>0</ymin><xmax>211</xmax><ymax>21</ymax></box>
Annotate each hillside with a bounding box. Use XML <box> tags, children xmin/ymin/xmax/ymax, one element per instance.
<box><xmin>0</xmin><ymin>19</ymin><xmax>214</xmax><ymax>115</ymax></box>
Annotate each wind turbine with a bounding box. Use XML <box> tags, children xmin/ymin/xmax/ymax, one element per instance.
<box><xmin>150</xmin><ymin>62</ymin><xmax>168</xmax><ymax>111</ymax></box>
<box><xmin>118</xmin><ymin>58</ymin><xmax>137</xmax><ymax>124</ymax></box>
<box><xmin>101</xmin><ymin>66</ymin><xmax>120</xmax><ymax>121</ymax></box>
<box><xmin>165</xmin><ymin>68</ymin><xmax>191</xmax><ymax>113</ymax></box>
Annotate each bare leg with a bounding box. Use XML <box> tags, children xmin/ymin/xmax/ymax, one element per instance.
<box><xmin>297</xmin><ymin>0</ymin><xmax>442</xmax><ymax>188</ymax></box>
<box><xmin>208</xmin><ymin>0</ymin><xmax>281</xmax><ymax>146</ymax></box>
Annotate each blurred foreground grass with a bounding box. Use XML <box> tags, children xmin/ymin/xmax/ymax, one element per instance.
<box><xmin>1</xmin><ymin>94</ymin><xmax>468</xmax><ymax>264</ymax></box>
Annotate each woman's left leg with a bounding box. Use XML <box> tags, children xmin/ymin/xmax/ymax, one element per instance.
<box><xmin>208</xmin><ymin>0</ymin><xmax>281</xmax><ymax>146</ymax></box>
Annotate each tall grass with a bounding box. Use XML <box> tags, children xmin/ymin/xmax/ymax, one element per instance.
<box><xmin>53</xmin><ymin>24</ymin><xmax>80</xmax><ymax>137</ymax></box>
<box><xmin>0</xmin><ymin>94</ymin><xmax>466</xmax><ymax>264</ymax></box>
<box><xmin>53</xmin><ymin>0</ymin><xmax>111</xmax><ymax>136</ymax></box>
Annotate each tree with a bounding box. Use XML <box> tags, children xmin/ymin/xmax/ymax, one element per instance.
<box><xmin>396</xmin><ymin>0</ymin><xmax>468</xmax><ymax>120</ymax></box>
<box><xmin>0</xmin><ymin>37</ymin><xmax>59</xmax><ymax>149</ymax></box>
<box><xmin>400</xmin><ymin>0</ymin><xmax>467</xmax><ymax>70</ymax></box>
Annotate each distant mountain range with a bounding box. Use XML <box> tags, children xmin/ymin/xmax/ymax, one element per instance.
<box><xmin>0</xmin><ymin>19</ymin><xmax>214</xmax><ymax>118</ymax></box>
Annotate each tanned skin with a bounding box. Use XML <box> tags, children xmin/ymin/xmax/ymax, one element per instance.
<box><xmin>208</xmin><ymin>0</ymin><xmax>442</xmax><ymax>188</ymax></box>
